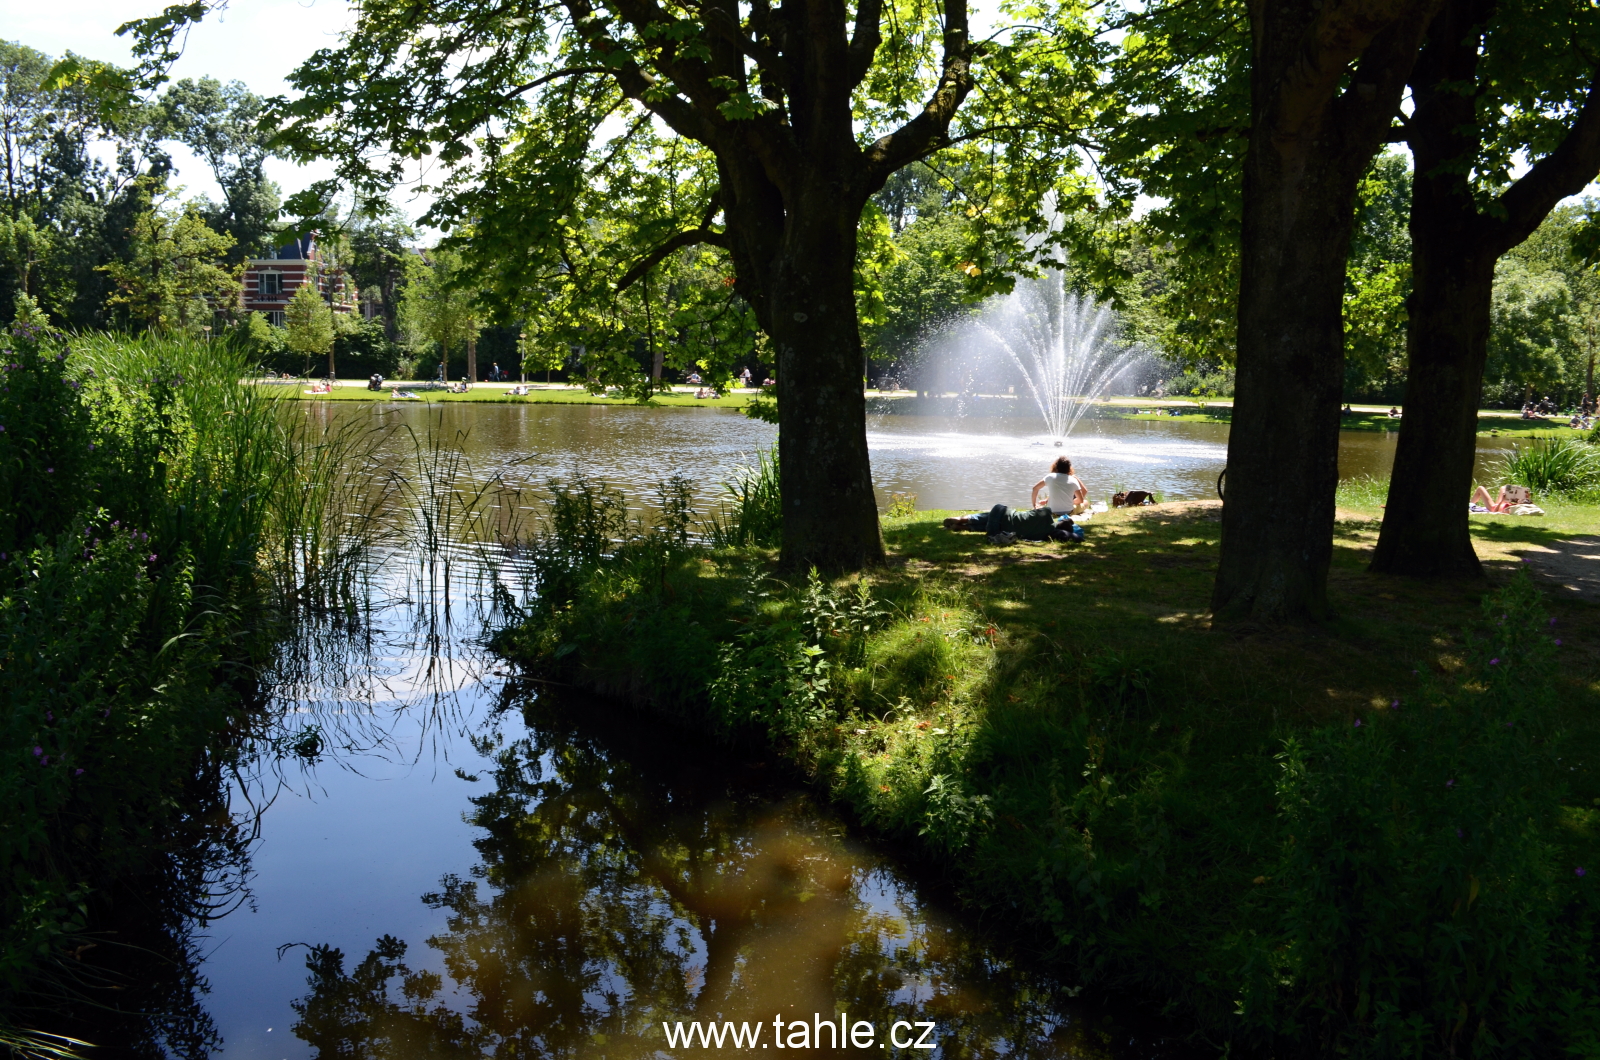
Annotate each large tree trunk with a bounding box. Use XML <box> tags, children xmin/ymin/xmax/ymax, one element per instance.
<box><xmin>1211</xmin><ymin>0</ymin><xmax>1436</xmax><ymax>622</ymax></box>
<box><xmin>1370</xmin><ymin>0</ymin><xmax>1496</xmax><ymax>577</ymax></box>
<box><xmin>1213</xmin><ymin>152</ymin><xmax>1359</xmax><ymax>621</ymax></box>
<box><xmin>768</xmin><ymin>213</ymin><xmax>884</xmax><ymax>571</ymax></box>
<box><xmin>1372</xmin><ymin>1</ymin><xmax>1600</xmax><ymax>576</ymax></box>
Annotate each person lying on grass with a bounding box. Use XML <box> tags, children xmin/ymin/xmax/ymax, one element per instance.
<box><xmin>943</xmin><ymin>504</ymin><xmax>1082</xmax><ymax>543</ymax></box>
<box><xmin>1031</xmin><ymin>456</ymin><xmax>1088</xmax><ymax>514</ymax></box>
<box><xmin>1471</xmin><ymin>484</ymin><xmax>1532</xmax><ymax>513</ymax></box>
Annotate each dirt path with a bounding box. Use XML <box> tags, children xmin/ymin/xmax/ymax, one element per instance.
<box><xmin>1516</xmin><ymin>536</ymin><xmax>1600</xmax><ymax>604</ymax></box>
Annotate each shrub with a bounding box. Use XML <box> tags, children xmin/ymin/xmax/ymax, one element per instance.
<box><xmin>1243</xmin><ymin>574</ymin><xmax>1599</xmax><ymax>1053</ymax></box>
<box><xmin>1492</xmin><ymin>436</ymin><xmax>1600</xmax><ymax>495</ymax></box>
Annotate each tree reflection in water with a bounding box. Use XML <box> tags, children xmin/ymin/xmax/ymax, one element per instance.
<box><xmin>285</xmin><ymin>692</ymin><xmax>1127</xmax><ymax>1058</ymax></box>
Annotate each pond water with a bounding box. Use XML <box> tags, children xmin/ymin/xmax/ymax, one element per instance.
<box><xmin>162</xmin><ymin>403</ymin><xmax>1513</xmax><ymax>1057</ymax></box>
<box><xmin>288</xmin><ymin>399</ymin><xmax>1516</xmax><ymax>515</ymax></box>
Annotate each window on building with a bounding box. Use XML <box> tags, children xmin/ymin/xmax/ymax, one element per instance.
<box><xmin>268</xmin><ymin>311</ymin><xmax>285</xmax><ymax>327</ymax></box>
<box><xmin>261</xmin><ymin>272</ymin><xmax>283</xmax><ymax>296</ymax></box>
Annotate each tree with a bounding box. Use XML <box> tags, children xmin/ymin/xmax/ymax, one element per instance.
<box><xmin>1</xmin><ymin>40</ymin><xmax>168</xmax><ymax>326</ymax></box>
<box><xmin>1342</xmin><ymin>152</ymin><xmax>1412</xmax><ymax>401</ymax></box>
<box><xmin>99</xmin><ymin>180</ymin><xmax>237</xmax><ymax>331</ymax></box>
<box><xmin>1370</xmin><ymin>0</ymin><xmax>1600</xmax><ymax>577</ymax></box>
<box><xmin>154</xmin><ymin>77</ymin><xmax>281</xmax><ymax>261</ymax></box>
<box><xmin>345</xmin><ymin>200</ymin><xmax>413</xmax><ymax>345</ymax></box>
<box><xmin>1213</xmin><ymin>0</ymin><xmax>1438</xmax><ymax>620</ymax></box>
<box><xmin>227</xmin><ymin>0</ymin><xmax>1102</xmax><ymax>571</ymax></box>
<box><xmin>399</xmin><ymin>248</ymin><xmax>481</xmax><ymax>382</ymax></box>
<box><xmin>1092</xmin><ymin>0</ymin><xmax>1437</xmax><ymax>620</ymax></box>
<box><xmin>285</xmin><ymin>280</ymin><xmax>336</xmax><ymax>376</ymax></box>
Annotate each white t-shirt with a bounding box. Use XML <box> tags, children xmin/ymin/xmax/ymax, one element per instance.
<box><xmin>1042</xmin><ymin>472</ymin><xmax>1083</xmax><ymax>509</ymax></box>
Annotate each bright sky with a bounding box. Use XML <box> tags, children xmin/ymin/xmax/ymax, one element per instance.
<box><xmin>3</xmin><ymin>0</ymin><xmax>439</xmax><ymax>227</ymax></box>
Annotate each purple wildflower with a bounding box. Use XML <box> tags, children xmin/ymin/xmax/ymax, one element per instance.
<box><xmin>40</xmin><ymin>756</ymin><xmax>48</xmax><ymax>766</ymax></box>
<box><xmin>1355</xmin><ymin>718</ymin><xmax>1363</xmax><ymax>727</ymax></box>
<box><xmin>1391</xmin><ymin>699</ymin><xmax>1400</xmax><ymax>709</ymax></box>
<box><xmin>1447</xmin><ymin>779</ymin><xmax>1456</xmax><ymax>787</ymax></box>
<box><xmin>45</xmin><ymin>467</ymin><xmax>52</xmax><ymax>473</ymax></box>
<box><xmin>1580</xmin><ymin>868</ymin><xmax>1588</xmax><ymax>877</ymax></box>
<box><xmin>1490</xmin><ymin>658</ymin><xmax>1500</xmax><ymax>666</ymax></box>
<box><xmin>31</xmin><ymin>746</ymin><xmax>42</xmax><ymax>757</ymax></box>
<box><xmin>1556</xmin><ymin>638</ymin><xmax>1563</xmax><ymax>646</ymax></box>
<box><xmin>147</xmin><ymin>553</ymin><xmax>157</xmax><ymax>563</ymax></box>
<box><xmin>46</xmin><ymin>711</ymin><xmax>53</xmax><ymax>721</ymax></box>
<box><xmin>1551</xmin><ymin>617</ymin><xmax>1558</xmax><ymax>626</ymax></box>
<box><xmin>74</xmin><ymin>768</ymin><xmax>84</xmax><ymax>776</ymax></box>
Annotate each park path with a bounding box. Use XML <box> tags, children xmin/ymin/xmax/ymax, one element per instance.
<box><xmin>1516</xmin><ymin>537</ymin><xmax>1600</xmax><ymax>604</ymax></box>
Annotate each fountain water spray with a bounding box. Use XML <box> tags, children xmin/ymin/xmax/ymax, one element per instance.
<box><xmin>974</xmin><ymin>268</ymin><xmax>1142</xmax><ymax>442</ymax></box>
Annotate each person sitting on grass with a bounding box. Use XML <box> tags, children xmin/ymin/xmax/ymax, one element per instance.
<box><xmin>1031</xmin><ymin>456</ymin><xmax>1088</xmax><ymax>514</ymax></box>
<box><xmin>1471</xmin><ymin>483</ymin><xmax>1532</xmax><ymax>513</ymax></box>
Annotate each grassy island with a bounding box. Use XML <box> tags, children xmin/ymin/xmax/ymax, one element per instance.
<box><xmin>493</xmin><ymin>478</ymin><xmax>1600</xmax><ymax>1054</ymax></box>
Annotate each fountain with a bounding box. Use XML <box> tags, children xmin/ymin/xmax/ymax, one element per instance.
<box><xmin>973</xmin><ymin>267</ymin><xmax>1143</xmax><ymax>442</ymax></box>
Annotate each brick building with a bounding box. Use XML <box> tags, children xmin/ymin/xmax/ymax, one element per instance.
<box><xmin>240</xmin><ymin>235</ymin><xmax>356</xmax><ymax>324</ymax></box>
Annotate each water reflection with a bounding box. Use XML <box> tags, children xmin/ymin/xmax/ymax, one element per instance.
<box><xmin>280</xmin><ymin>693</ymin><xmax>1157</xmax><ymax>1058</ymax></box>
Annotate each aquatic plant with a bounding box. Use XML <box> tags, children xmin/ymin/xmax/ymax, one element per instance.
<box><xmin>704</xmin><ymin>445</ymin><xmax>781</xmax><ymax>549</ymax></box>
<box><xmin>1493</xmin><ymin>436</ymin><xmax>1600</xmax><ymax>495</ymax></box>
<box><xmin>0</xmin><ymin>329</ymin><xmax>402</xmax><ymax>1048</ymax></box>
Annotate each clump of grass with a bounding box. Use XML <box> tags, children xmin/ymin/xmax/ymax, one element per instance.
<box><xmin>885</xmin><ymin>492</ymin><xmax>918</xmax><ymax>517</ymax></box>
<box><xmin>1335</xmin><ymin>474</ymin><xmax>1389</xmax><ymax>510</ymax></box>
<box><xmin>1</xmin><ymin>329</ymin><xmax>410</xmax><ymax>1046</ymax></box>
<box><xmin>705</xmin><ymin>446</ymin><xmax>781</xmax><ymax>548</ymax></box>
<box><xmin>1493</xmin><ymin>436</ymin><xmax>1600</xmax><ymax>495</ymax></box>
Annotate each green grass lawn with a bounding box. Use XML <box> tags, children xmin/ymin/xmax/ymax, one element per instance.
<box><xmin>252</xmin><ymin>380</ymin><xmax>758</xmax><ymax>410</ymax></box>
<box><xmin>496</xmin><ymin>498</ymin><xmax>1600</xmax><ymax>1050</ymax></box>
<box><xmin>1110</xmin><ymin>401</ymin><xmax>1582</xmax><ymax>438</ymax></box>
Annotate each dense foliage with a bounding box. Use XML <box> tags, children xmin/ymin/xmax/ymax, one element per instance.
<box><xmin>0</xmin><ymin>326</ymin><xmax>342</xmax><ymax>1049</ymax></box>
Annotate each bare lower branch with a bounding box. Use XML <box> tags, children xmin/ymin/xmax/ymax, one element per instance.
<box><xmin>848</xmin><ymin>0</ymin><xmax>885</xmax><ymax>87</ymax></box>
<box><xmin>858</xmin><ymin>0</ymin><xmax>974</xmax><ymax>187</ymax></box>
<box><xmin>500</xmin><ymin>66</ymin><xmax>613</xmax><ymax>103</ymax></box>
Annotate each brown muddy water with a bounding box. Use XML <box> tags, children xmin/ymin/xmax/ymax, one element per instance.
<box><xmin>174</xmin><ymin>404</ymin><xmax>1511</xmax><ymax>1058</ymax></box>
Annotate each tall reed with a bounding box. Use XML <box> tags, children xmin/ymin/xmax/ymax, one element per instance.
<box><xmin>1491</xmin><ymin>436</ymin><xmax>1600</xmax><ymax>495</ymax></box>
<box><xmin>705</xmin><ymin>446</ymin><xmax>782</xmax><ymax>549</ymax></box>
<box><xmin>0</xmin><ymin>330</ymin><xmax>403</xmax><ymax>1051</ymax></box>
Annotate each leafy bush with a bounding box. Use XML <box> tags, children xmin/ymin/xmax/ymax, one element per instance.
<box><xmin>1493</xmin><ymin>436</ymin><xmax>1600</xmax><ymax>494</ymax></box>
<box><xmin>1248</xmin><ymin>575</ymin><xmax>1599</xmax><ymax>1053</ymax></box>
<box><xmin>1</xmin><ymin>327</ymin><xmax>366</xmax><ymax>1042</ymax></box>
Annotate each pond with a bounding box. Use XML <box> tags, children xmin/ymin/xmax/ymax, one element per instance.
<box><xmin>117</xmin><ymin>403</ymin><xmax>1514</xmax><ymax>1057</ymax></box>
<box><xmin>286</xmin><ymin>399</ymin><xmax>1515</xmax><ymax>515</ymax></box>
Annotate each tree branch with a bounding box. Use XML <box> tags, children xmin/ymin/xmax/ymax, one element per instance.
<box><xmin>848</xmin><ymin>0</ymin><xmax>885</xmax><ymax>87</ymax></box>
<box><xmin>500</xmin><ymin>66</ymin><xmax>614</xmax><ymax>103</ymax></box>
<box><xmin>858</xmin><ymin>0</ymin><xmax>974</xmax><ymax>188</ymax></box>
<box><xmin>616</xmin><ymin>194</ymin><xmax>727</xmax><ymax>292</ymax></box>
<box><xmin>1487</xmin><ymin>71</ymin><xmax>1600</xmax><ymax>256</ymax></box>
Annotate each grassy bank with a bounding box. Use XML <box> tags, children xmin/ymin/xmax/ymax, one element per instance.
<box><xmin>493</xmin><ymin>474</ymin><xmax>1600</xmax><ymax>1054</ymax></box>
<box><xmin>259</xmin><ymin>380</ymin><xmax>757</xmax><ymax>409</ymax></box>
<box><xmin>279</xmin><ymin>385</ymin><xmax>1581</xmax><ymax>442</ymax></box>
<box><xmin>1</xmin><ymin>329</ymin><xmax>376</xmax><ymax>1054</ymax></box>
<box><xmin>1112</xmin><ymin>402</ymin><xmax>1579</xmax><ymax>438</ymax></box>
